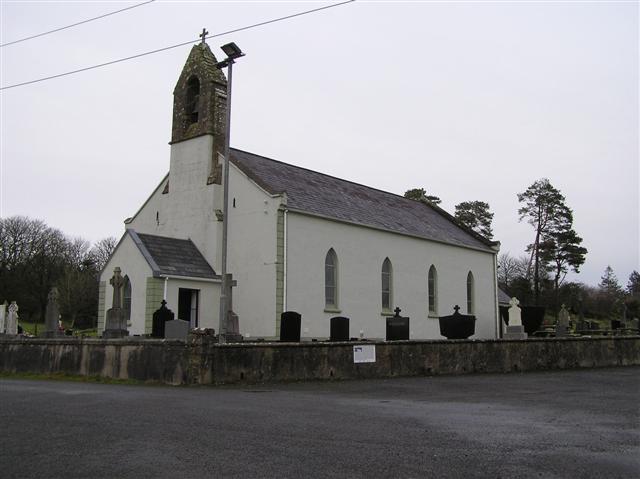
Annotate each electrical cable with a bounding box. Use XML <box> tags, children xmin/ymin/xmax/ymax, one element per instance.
<box><xmin>0</xmin><ymin>0</ymin><xmax>157</xmax><ymax>48</ymax></box>
<box><xmin>0</xmin><ymin>0</ymin><xmax>355</xmax><ymax>91</ymax></box>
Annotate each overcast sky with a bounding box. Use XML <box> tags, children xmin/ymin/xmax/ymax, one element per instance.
<box><xmin>1</xmin><ymin>0</ymin><xmax>638</xmax><ymax>287</ymax></box>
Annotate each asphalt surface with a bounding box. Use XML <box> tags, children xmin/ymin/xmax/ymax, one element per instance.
<box><xmin>1</xmin><ymin>368</ymin><xmax>638</xmax><ymax>478</ymax></box>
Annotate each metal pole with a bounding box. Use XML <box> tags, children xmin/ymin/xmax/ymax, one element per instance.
<box><xmin>218</xmin><ymin>59</ymin><xmax>233</xmax><ymax>344</ymax></box>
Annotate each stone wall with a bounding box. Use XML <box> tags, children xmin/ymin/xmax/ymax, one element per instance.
<box><xmin>0</xmin><ymin>337</ymin><xmax>637</xmax><ymax>386</ymax></box>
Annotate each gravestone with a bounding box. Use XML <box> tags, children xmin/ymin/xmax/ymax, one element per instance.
<box><xmin>151</xmin><ymin>300</ymin><xmax>174</xmax><ymax>338</ymax></box>
<box><xmin>438</xmin><ymin>305</ymin><xmax>476</xmax><ymax>339</ymax></box>
<box><xmin>220</xmin><ymin>273</ymin><xmax>242</xmax><ymax>342</ymax></box>
<box><xmin>103</xmin><ymin>267</ymin><xmax>129</xmax><ymax>339</ymax></box>
<box><xmin>43</xmin><ymin>287</ymin><xmax>63</xmax><ymax>338</ymax></box>
<box><xmin>165</xmin><ymin>319</ymin><xmax>190</xmax><ymax>340</ymax></box>
<box><xmin>504</xmin><ymin>297</ymin><xmax>527</xmax><ymax>339</ymax></box>
<box><xmin>556</xmin><ymin>304</ymin><xmax>571</xmax><ymax>337</ymax></box>
<box><xmin>577</xmin><ymin>318</ymin><xmax>590</xmax><ymax>333</ymax></box>
<box><xmin>0</xmin><ymin>300</ymin><xmax>6</xmax><ymax>334</ymax></box>
<box><xmin>386</xmin><ymin>307</ymin><xmax>409</xmax><ymax>341</ymax></box>
<box><xmin>330</xmin><ymin>316</ymin><xmax>350</xmax><ymax>342</ymax></box>
<box><xmin>6</xmin><ymin>301</ymin><xmax>19</xmax><ymax>336</ymax></box>
<box><xmin>280</xmin><ymin>311</ymin><xmax>301</xmax><ymax>342</ymax></box>
<box><xmin>629</xmin><ymin>318</ymin><xmax>639</xmax><ymax>333</ymax></box>
<box><xmin>508</xmin><ymin>297</ymin><xmax>522</xmax><ymax>326</ymax></box>
<box><xmin>224</xmin><ymin>311</ymin><xmax>243</xmax><ymax>342</ymax></box>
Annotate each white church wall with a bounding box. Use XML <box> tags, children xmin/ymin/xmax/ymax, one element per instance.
<box><xmin>285</xmin><ymin>213</ymin><xmax>498</xmax><ymax>340</ymax></box>
<box><xmin>227</xmin><ymin>164</ymin><xmax>281</xmax><ymax>338</ymax></box>
<box><xmin>127</xmin><ymin>135</ymin><xmax>222</xmax><ymax>269</ymax></box>
<box><xmin>163</xmin><ymin>278</ymin><xmax>220</xmax><ymax>330</ymax></box>
<box><xmin>125</xmin><ymin>176</ymin><xmax>168</xmax><ymax>234</ymax></box>
<box><xmin>99</xmin><ymin>234</ymin><xmax>153</xmax><ymax>335</ymax></box>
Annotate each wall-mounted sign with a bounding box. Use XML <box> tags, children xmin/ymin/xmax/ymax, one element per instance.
<box><xmin>353</xmin><ymin>345</ymin><xmax>376</xmax><ymax>363</ymax></box>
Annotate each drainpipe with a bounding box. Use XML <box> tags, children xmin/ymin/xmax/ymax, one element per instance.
<box><xmin>163</xmin><ymin>276</ymin><xmax>169</xmax><ymax>301</ymax></box>
<box><xmin>493</xmin><ymin>253</ymin><xmax>500</xmax><ymax>339</ymax></box>
<box><xmin>283</xmin><ymin>208</ymin><xmax>288</xmax><ymax>312</ymax></box>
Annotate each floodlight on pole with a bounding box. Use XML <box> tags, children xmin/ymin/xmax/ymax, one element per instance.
<box><xmin>216</xmin><ymin>42</ymin><xmax>244</xmax><ymax>344</ymax></box>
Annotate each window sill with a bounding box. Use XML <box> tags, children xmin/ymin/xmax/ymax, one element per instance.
<box><xmin>324</xmin><ymin>307</ymin><xmax>342</xmax><ymax>314</ymax></box>
<box><xmin>380</xmin><ymin>310</ymin><xmax>394</xmax><ymax>317</ymax></box>
<box><xmin>428</xmin><ymin>314</ymin><xmax>439</xmax><ymax>319</ymax></box>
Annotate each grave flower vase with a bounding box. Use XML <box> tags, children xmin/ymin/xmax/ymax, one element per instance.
<box><xmin>439</xmin><ymin>306</ymin><xmax>476</xmax><ymax>340</ymax></box>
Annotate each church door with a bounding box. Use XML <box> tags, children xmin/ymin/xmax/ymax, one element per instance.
<box><xmin>178</xmin><ymin>288</ymin><xmax>199</xmax><ymax>328</ymax></box>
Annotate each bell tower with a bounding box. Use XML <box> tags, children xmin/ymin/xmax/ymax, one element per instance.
<box><xmin>170</xmin><ymin>40</ymin><xmax>227</xmax><ymax>184</ymax></box>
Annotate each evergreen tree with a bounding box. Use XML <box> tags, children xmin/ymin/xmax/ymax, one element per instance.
<box><xmin>541</xmin><ymin>228</ymin><xmax>587</xmax><ymax>314</ymax></box>
<box><xmin>404</xmin><ymin>188</ymin><xmax>441</xmax><ymax>205</ymax></box>
<box><xmin>454</xmin><ymin>201</ymin><xmax>494</xmax><ymax>239</ymax></box>
<box><xmin>627</xmin><ymin>270</ymin><xmax>640</xmax><ymax>296</ymax></box>
<box><xmin>599</xmin><ymin>265</ymin><xmax>623</xmax><ymax>296</ymax></box>
<box><xmin>517</xmin><ymin>178</ymin><xmax>582</xmax><ymax>304</ymax></box>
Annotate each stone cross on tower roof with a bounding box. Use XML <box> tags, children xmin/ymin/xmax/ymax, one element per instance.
<box><xmin>199</xmin><ymin>28</ymin><xmax>209</xmax><ymax>44</ymax></box>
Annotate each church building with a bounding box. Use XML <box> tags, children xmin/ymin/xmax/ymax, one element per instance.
<box><xmin>98</xmin><ymin>42</ymin><xmax>501</xmax><ymax>340</ymax></box>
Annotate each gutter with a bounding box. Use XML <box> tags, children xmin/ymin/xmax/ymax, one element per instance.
<box><xmin>157</xmin><ymin>274</ymin><xmax>222</xmax><ymax>284</ymax></box>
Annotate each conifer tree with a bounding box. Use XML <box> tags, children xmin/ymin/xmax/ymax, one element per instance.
<box><xmin>627</xmin><ymin>270</ymin><xmax>640</xmax><ymax>296</ymax></box>
<box><xmin>517</xmin><ymin>178</ymin><xmax>586</xmax><ymax>304</ymax></box>
<box><xmin>454</xmin><ymin>201</ymin><xmax>494</xmax><ymax>239</ymax></box>
<box><xmin>404</xmin><ymin>188</ymin><xmax>441</xmax><ymax>205</ymax></box>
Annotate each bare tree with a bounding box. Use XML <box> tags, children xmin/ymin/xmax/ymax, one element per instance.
<box><xmin>497</xmin><ymin>253</ymin><xmax>528</xmax><ymax>290</ymax></box>
<box><xmin>89</xmin><ymin>236</ymin><xmax>118</xmax><ymax>272</ymax></box>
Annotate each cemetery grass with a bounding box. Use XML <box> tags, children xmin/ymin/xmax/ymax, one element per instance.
<box><xmin>0</xmin><ymin>370</ymin><xmax>161</xmax><ymax>386</ymax></box>
<box><xmin>19</xmin><ymin>321</ymin><xmax>44</xmax><ymax>336</ymax></box>
<box><xmin>19</xmin><ymin>321</ymin><xmax>98</xmax><ymax>337</ymax></box>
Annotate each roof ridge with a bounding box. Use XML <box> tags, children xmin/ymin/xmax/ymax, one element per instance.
<box><xmin>230</xmin><ymin>147</ymin><xmax>496</xmax><ymax>248</ymax></box>
<box><xmin>230</xmin><ymin>147</ymin><xmax>434</xmax><ymax>207</ymax></box>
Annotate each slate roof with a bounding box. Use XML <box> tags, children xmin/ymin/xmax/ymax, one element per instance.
<box><xmin>230</xmin><ymin>148</ymin><xmax>497</xmax><ymax>252</ymax></box>
<box><xmin>132</xmin><ymin>231</ymin><xmax>216</xmax><ymax>279</ymax></box>
<box><xmin>498</xmin><ymin>288</ymin><xmax>511</xmax><ymax>305</ymax></box>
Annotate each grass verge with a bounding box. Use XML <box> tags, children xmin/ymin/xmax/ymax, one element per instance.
<box><xmin>0</xmin><ymin>371</ymin><xmax>161</xmax><ymax>386</ymax></box>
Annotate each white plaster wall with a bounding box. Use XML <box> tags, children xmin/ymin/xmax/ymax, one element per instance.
<box><xmin>163</xmin><ymin>278</ymin><xmax>220</xmax><ymax>330</ymax></box>
<box><xmin>125</xmin><ymin>176</ymin><xmax>168</xmax><ymax>234</ymax></box>
<box><xmin>227</xmin><ymin>164</ymin><xmax>281</xmax><ymax>338</ymax></box>
<box><xmin>126</xmin><ymin>135</ymin><xmax>221</xmax><ymax>269</ymax></box>
<box><xmin>99</xmin><ymin>234</ymin><xmax>153</xmax><ymax>335</ymax></box>
<box><xmin>285</xmin><ymin>213</ymin><xmax>498</xmax><ymax>340</ymax></box>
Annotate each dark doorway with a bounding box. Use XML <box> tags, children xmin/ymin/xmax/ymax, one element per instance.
<box><xmin>178</xmin><ymin>288</ymin><xmax>199</xmax><ymax>328</ymax></box>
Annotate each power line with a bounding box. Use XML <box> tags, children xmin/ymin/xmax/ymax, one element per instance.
<box><xmin>0</xmin><ymin>1</ymin><xmax>157</xmax><ymax>48</ymax></box>
<box><xmin>0</xmin><ymin>0</ymin><xmax>355</xmax><ymax>91</ymax></box>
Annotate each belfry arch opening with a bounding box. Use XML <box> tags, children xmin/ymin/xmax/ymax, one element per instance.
<box><xmin>185</xmin><ymin>76</ymin><xmax>200</xmax><ymax>124</ymax></box>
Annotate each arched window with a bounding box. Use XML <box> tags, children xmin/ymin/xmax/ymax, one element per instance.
<box><xmin>381</xmin><ymin>258</ymin><xmax>393</xmax><ymax>311</ymax></box>
<box><xmin>325</xmin><ymin>248</ymin><xmax>338</xmax><ymax>308</ymax></box>
<box><xmin>185</xmin><ymin>76</ymin><xmax>200</xmax><ymax>124</ymax></box>
<box><xmin>466</xmin><ymin>271</ymin><xmax>474</xmax><ymax>314</ymax></box>
<box><xmin>428</xmin><ymin>265</ymin><xmax>437</xmax><ymax>315</ymax></box>
<box><xmin>123</xmin><ymin>275</ymin><xmax>132</xmax><ymax>322</ymax></box>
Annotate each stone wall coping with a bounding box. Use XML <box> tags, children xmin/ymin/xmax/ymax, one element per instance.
<box><xmin>0</xmin><ymin>336</ymin><xmax>637</xmax><ymax>348</ymax></box>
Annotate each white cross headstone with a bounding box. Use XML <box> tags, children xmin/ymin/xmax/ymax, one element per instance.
<box><xmin>6</xmin><ymin>301</ymin><xmax>19</xmax><ymax>335</ymax></box>
<box><xmin>508</xmin><ymin>297</ymin><xmax>522</xmax><ymax>327</ymax></box>
<box><xmin>0</xmin><ymin>301</ymin><xmax>7</xmax><ymax>334</ymax></box>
